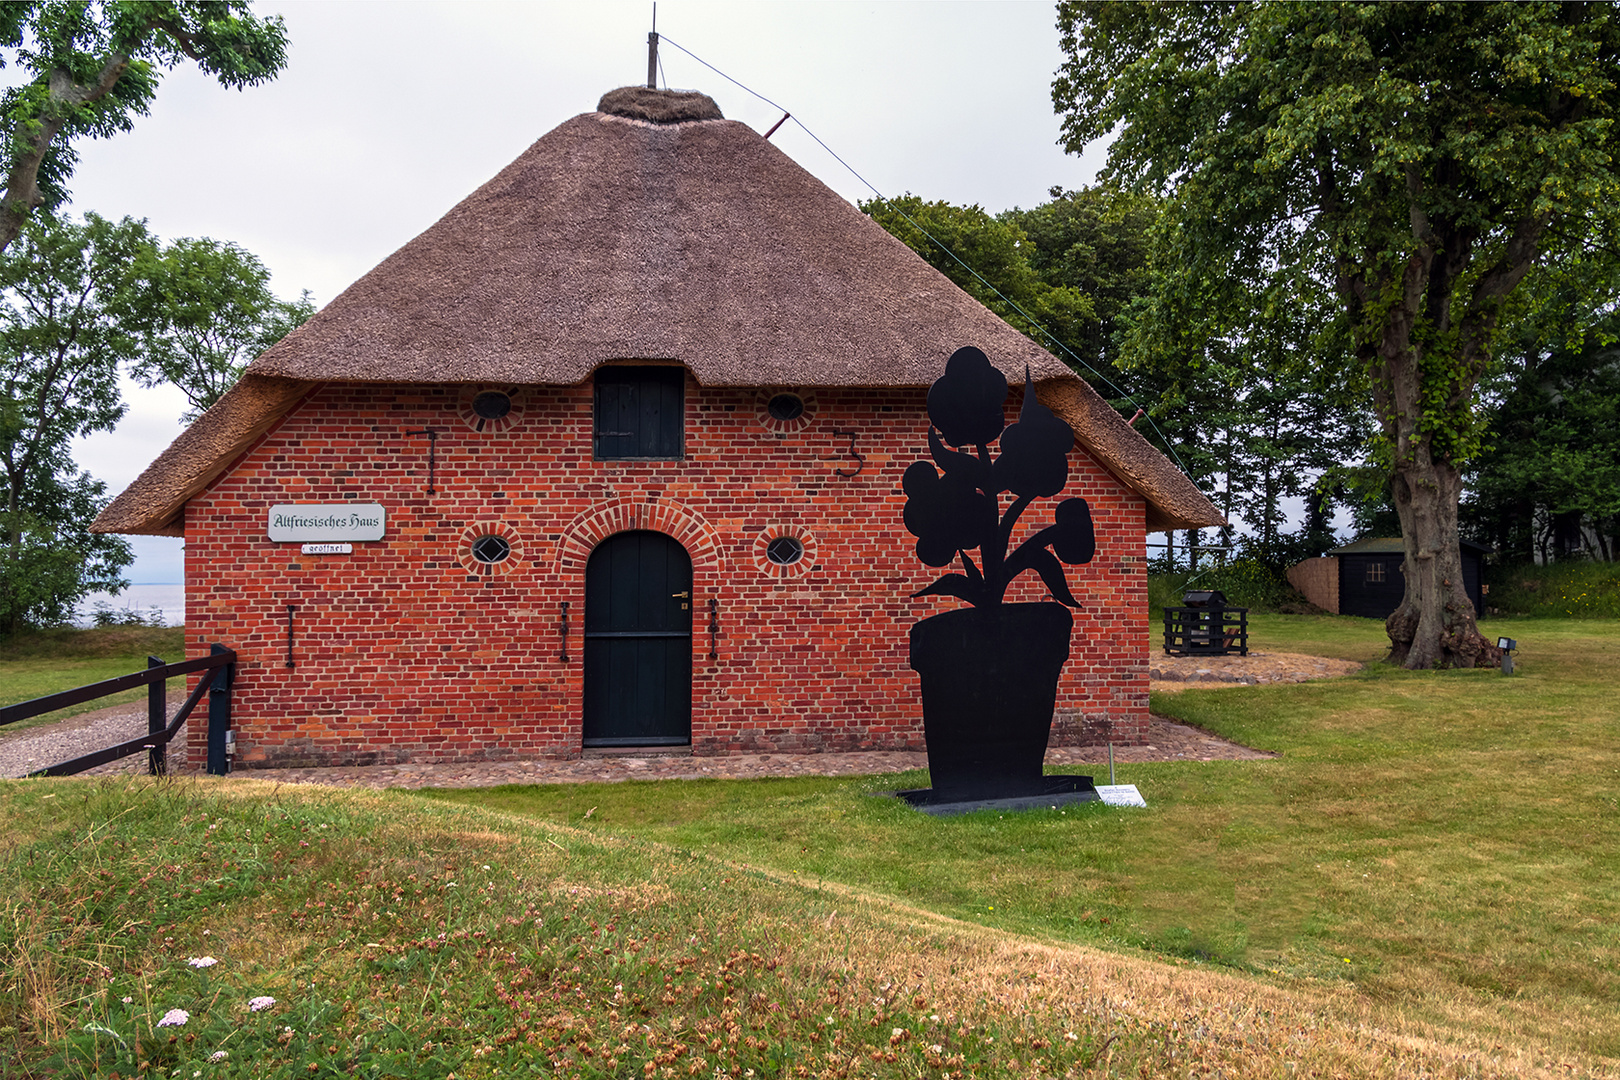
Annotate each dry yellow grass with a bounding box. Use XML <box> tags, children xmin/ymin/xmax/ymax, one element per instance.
<box><xmin>446</xmin><ymin>802</ymin><xmax>1620</xmax><ymax>1079</ymax></box>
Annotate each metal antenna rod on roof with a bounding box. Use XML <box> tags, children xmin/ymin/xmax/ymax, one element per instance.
<box><xmin>647</xmin><ymin>4</ymin><xmax>659</xmax><ymax>89</ymax></box>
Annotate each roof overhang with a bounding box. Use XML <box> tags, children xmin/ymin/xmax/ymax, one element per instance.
<box><xmin>92</xmin><ymin>369</ymin><xmax>1223</xmax><ymax>538</ymax></box>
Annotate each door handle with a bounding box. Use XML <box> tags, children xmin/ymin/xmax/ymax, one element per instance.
<box><xmin>671</xmin><ymin>591</ymin><xmax>690</xmax><ymax>598</ymax></box>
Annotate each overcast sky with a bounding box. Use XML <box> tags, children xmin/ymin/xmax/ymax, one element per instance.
<box><xmin>63</xmin><ymin>1</ymin><xmax>1107</xmax><ymax>584</ymax></box>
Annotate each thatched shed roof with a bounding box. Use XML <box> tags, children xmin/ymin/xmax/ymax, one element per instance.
<box><xmin>94</xmin><ymin>88</ymin><xmax>1223</xmax><ymax>537</ymax></box>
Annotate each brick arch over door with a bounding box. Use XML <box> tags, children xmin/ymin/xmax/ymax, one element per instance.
<box><xmin>557</xmin><ymin>498</ymin><xmax>725</xmax><ymax>575</ymax></box>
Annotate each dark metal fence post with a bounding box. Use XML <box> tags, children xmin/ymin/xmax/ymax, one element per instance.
<box><xmin>206</xmin><ymin>643</ymin><xmax>233</xmax><ymax>776</ymax></box>
<box><xmin>147</xmin><ymin>656</ymin><xmax>166</xmax><ymax>776</ymax></box>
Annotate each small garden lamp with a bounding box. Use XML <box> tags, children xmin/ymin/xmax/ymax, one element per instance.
<box><xmin>1497</xmin><ymin>637</ymin><xmax>1517</xmax><ymax>676</ymax></box>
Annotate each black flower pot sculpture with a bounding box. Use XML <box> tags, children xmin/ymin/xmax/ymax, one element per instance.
<box><xmin>903</xmin><ymin>346</ymin><xmax>1098</xmax><ymax>808</ymax></box>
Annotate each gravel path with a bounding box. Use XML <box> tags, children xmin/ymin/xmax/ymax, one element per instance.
<box><xmin>1149</xmin><ymin>649</ymin><xmax>1363</xmax><ymax>691</ymax></box>
<box><xmin>0</xmin><ymin>694</ymin><xmax>186</xmax><ymax>779</ymax></box>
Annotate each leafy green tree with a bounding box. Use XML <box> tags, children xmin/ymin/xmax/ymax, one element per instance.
<box><xmin>1466</xmin><ymin>303</ymin><xmax>1620</xmax><ymax>564</ymax></box>
<box><xmin>999</xmin><ymin>185</ymin><xmax>1157</xmax><ymax>377</ymax></box>
<box><xmin>1124</xmin><ymin>271</ymin><xmax>1370</xmax><ymax>573</ymax></box>
<box><xmin>0</xmin><ymin>1</ymin><xmax>289</xmax><ymax>253</ymax></box>
<box><xmin>0</xmin><ymin>211</ymin><xmax>308</xmax><ymax>633</ymax></box>
<box><xmin>860</xmin><ymin>194</ymin><xmax>1097</xmax><ymax>362</ymax></box>
<box><xmin>128</xmin><ymin>237</ymin><xmax>313</xmax><ymax>420</ymax></box>
<box><xmin>0</xmin><ymin>211</ymin><xmax>144</xmax><ymax>633</ymax></box>
<box><xmin>866</xmin><ymin>186</ymin><xmax>1367</xmax><ymax>570</ymax></box>
<box><xmin>0</xmin><ymin>457</ymin><xmax>129</xmax><ymax>630</ymax></box>
<box><xmin>1055</xmin><ymin>1</ymin><xmax>1620</xmax><ymax>667</ymax></box>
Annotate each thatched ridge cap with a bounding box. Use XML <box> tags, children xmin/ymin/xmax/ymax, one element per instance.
<box><xmin>597</xmin><ymin>86</ymin><xmax>723</xmax><ymax>124</ymax></box>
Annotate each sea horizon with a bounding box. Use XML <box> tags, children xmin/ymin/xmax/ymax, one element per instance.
<box><xmin>75</xmin><ymin>583</ymin><xmax>186</xmax><ymax>628</ymax></box>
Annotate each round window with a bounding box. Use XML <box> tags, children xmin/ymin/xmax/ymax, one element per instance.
<box><xmin>766</xmin><ymin>393</ymin><xmax>805</xmax><ymax>422</ymax></box>
<box><xmin>458</xmin><ymin>387</ymin><xmax>526</xmax><ymax>433</ymax></box>
<box><xmin>472</xmin><ymin>391</ymin><xmax>512</xmax><ymax>421</ymax></box>
<box><xmin>765</xmin><ymin>536</ymin><xmax>804</xmax><ymax>566</ymax></box>
<box><xmin>470</xmin><ymin>534</ymin><xmax>511</xmax><ymax>565</ymax></box>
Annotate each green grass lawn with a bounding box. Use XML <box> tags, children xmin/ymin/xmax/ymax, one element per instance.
<box><xmin>0</xmin><ymin>626</ymin><xmax>186</xmax><ymax>737</ymax></box>
<box><xmin>1238</xmin><ymin>610</ymin><xmax>1395</xmax><ymax>659</ymax></box>
<box><xmin>7</xmin><ymin>780</ymin><xmax>1531</xmax><ymax>1080</ymax></box>
<box><xmin>4</xmin><ymin>615</ymin><xmax>1617</xmax><ymax>1074</ymax></box>
<box><xmin>419</xmin><ymin>614</ymin><xmax>1620</xmax><ymax>1059</ymax></box>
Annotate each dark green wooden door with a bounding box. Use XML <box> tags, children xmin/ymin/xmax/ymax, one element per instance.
<box><xmin>582</xmin><ymin>531</ymin><xmax>692</xmax><ymax>746</ymax></box>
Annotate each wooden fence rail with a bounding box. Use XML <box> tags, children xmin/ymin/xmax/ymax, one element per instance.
<box><xmin>2</xmin><ymin>644</ymin><xmax>236</xmax><ymax>778</ymax></box>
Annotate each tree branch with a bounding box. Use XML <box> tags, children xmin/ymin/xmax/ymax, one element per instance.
<box><xmin>143</xmin><ymin>17</ymin><xmax>206</xmax><ymax>63</ymax></box>
<box><xmin>0</xmin><ymin>52</ymin><xmax>131</xmax><ymax>252</ymax></box>
<box><xmin>1404</xmin><ymin>164</ymin><xmax>1432</xmax><ymax>245</ymax></box>
<box><xmin>1455</xmin><ymin>212</ymin><xmax>1553</xmax><ymax>384</ymax></box>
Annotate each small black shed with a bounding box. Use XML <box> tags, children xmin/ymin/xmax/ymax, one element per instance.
<box><xmin>1326</xmin><ymin>537</ymin><xmax>1486</xmax><ymax>619</ymax></box>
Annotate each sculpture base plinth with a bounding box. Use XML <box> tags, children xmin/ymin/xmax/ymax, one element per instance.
<box><xmin>884</xmin><ymin>774</ymin><xmax>1099</xmax><ymax>817</ymax></box>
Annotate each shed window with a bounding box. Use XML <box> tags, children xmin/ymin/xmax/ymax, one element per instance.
<box><xmin>1366</xmin><ymin>562</ymin><xmax>1385</xmax><ymax>583</ymax></box>
<box><xmin>594</xmin><ymin>367</ymin><xmax>684</xmax><ymax>459</ymax></box>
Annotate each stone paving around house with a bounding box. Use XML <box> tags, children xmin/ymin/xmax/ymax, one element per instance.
<box><xmin>207</xmin><ymin>715</ymin><xmax>1273</xmax><ymax>790</ymax></box>
<box><xmin>4</xmin><ymin>712</ymin><xmax>1272</xmax><ymax>786</ymax></box>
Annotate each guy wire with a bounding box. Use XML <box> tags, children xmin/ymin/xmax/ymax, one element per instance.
<box><xmin>656</xmin><ymin>33</ymin><xmax>1191</xmax><ymax>476</ymax></box>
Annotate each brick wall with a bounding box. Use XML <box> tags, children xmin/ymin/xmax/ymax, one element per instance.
<box><xmin>184</xmin><ymin>376</ymin><xmax>1149</xmax><ymax>768</ymax></box>
<box><xmin>1286</xmin><ymin>556</ymin><xmax>1339</xmax><ymax>614</ymax></box>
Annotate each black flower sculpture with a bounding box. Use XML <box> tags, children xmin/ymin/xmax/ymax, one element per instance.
<box><xmin>902</xmin><ymin>346</ymin><xmax>1096</xmax><ymax>606</ymax></box>
<box><xmin>898</xmin><ymin>345</ymin><xmax>1102</xmax><ymax>811</ymax></box>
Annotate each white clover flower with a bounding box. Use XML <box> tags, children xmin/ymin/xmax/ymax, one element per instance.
<box><xmin>187</xmin><ymin>956</ymin><xmax>219</xmax><ymax>969</ymax></box>
<box><xmin>156</xmin><ymin>1008</ymin><xmax>189</xmax><ymax>1027</ymax></box>
<box><xmin>121</xmin><ymin>996</ymin><xmax>133</xmax><ymax>1004</ymax></box>
<box><xmin>248</xmin><ymin>996</ymin><xmax>276</xmax><ymax>1012</ymax></box>
<box><xmin>208</xmin><ymin>1050</ymin><xmax>229</xmax><ymax>1062</ymax></box>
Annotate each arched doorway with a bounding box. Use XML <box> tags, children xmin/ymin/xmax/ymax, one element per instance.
<box><xmin>583</xmin><ymin>531</ymin><xmax>693</xmax><ymax>747</ymax></box>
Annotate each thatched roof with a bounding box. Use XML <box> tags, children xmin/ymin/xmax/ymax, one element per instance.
<box><xmin>245</xmin><ymin>88</ymin><xmax>1068</xmax><ymax>388</ymax></box>
<box><xmin>93</xmin><ymin>88</ymin><xmax>1223</xmax><ymax>537</ymax></box>
<box><xmin>1033</xmin><ymin>380</ymin><xmax>1222</xmax><ymax>534</ymax></box>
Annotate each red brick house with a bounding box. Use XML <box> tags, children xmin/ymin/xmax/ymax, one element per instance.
<box><xmin>93</xmin><ymin>87</ymin><xmax>1222</xmax><ymax>769</ymax></box>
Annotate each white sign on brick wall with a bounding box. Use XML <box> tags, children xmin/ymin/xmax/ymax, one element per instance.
<box><xmin>268</xmin><ymin>504</ymin><xmax>385</xmax><ymax>543</ymax></box>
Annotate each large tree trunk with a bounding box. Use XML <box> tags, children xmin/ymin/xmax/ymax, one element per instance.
<box><xmin>1369</xmin><ymin>228</ymin><xmax>1513</xmax><ymax>671</ymax></box>
<box><xmin>1385</xmin><ymin>450</ymin><xmax>1496</xmax><ymax>668</ymax></box>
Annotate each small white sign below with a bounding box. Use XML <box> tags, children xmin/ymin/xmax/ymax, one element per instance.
<box><xmin>300</xmin><ymin>543</ymin><xmax>353</xmax><ymax>555</ymax></box>
<box><xmin>1096</xmin><ymin>784</ymin><xmax>1147</xmax><ymax>808</ymax></box>
<box><xmin>268</xmin><ymin>503</ymin><xmax>385</xmax><ymax>543</ymax></box>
